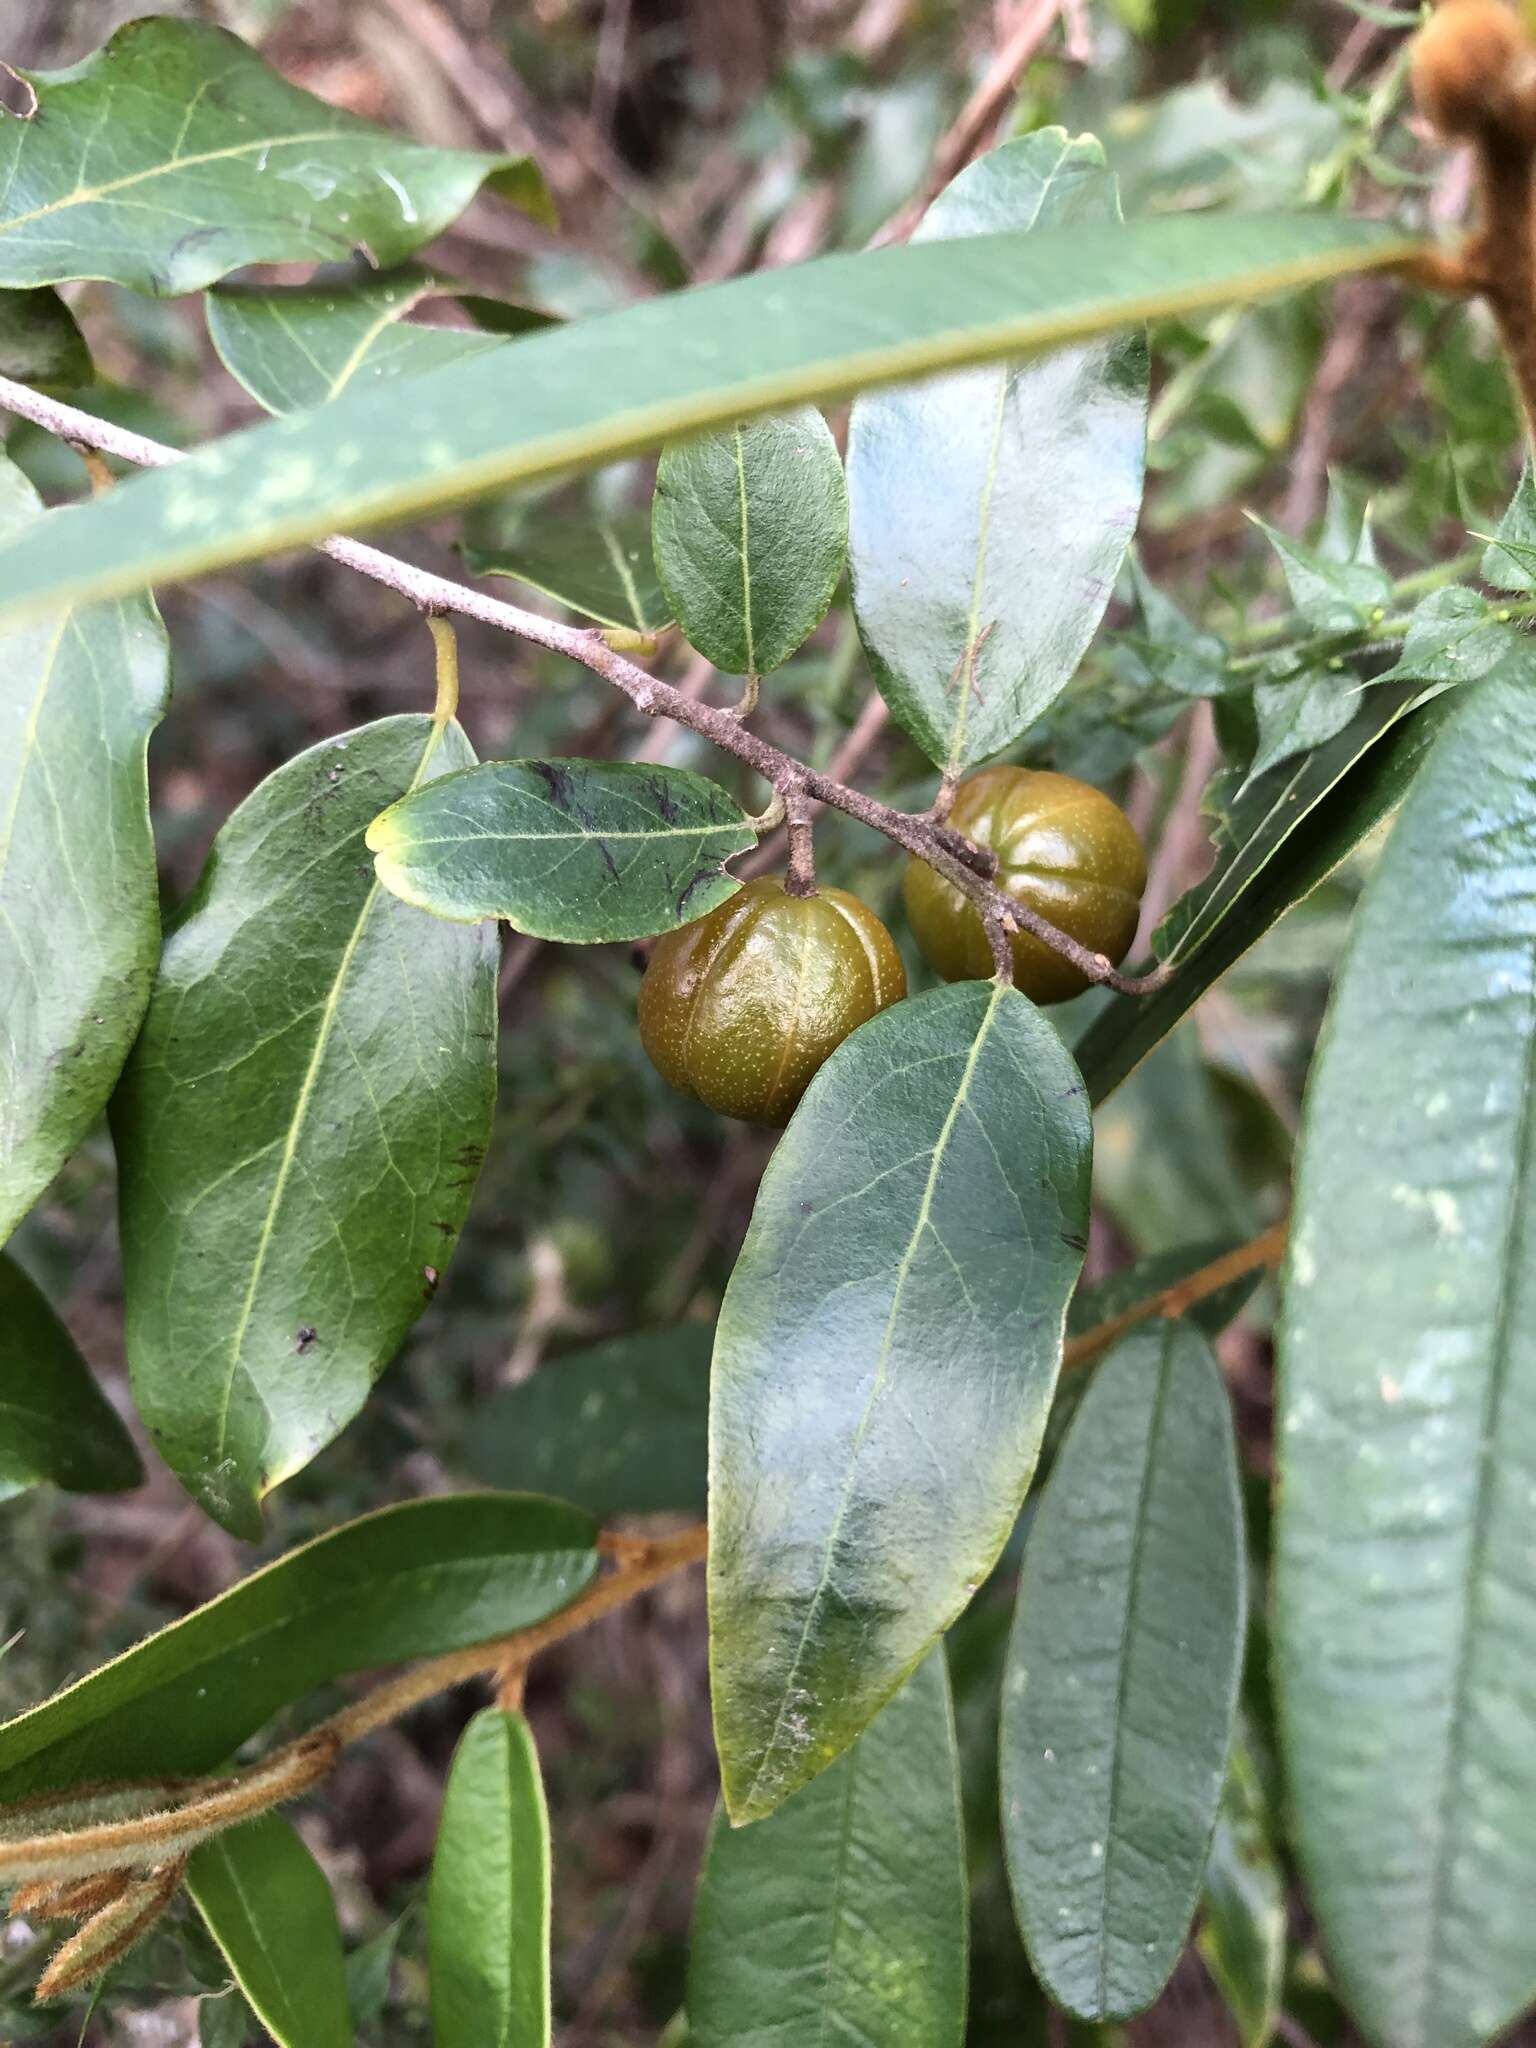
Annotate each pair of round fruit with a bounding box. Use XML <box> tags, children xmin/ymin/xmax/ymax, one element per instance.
<box><xmin>638</xmin><ymin>766</ymin><xmax>1147</xmax><ymax>1127</ymax></box>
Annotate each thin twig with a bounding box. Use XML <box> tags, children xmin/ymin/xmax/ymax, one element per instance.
<box><xmin>1061</xmin><ymin>1221</ymin><xmax>1290</xmax><ymax>1376</ymax></box>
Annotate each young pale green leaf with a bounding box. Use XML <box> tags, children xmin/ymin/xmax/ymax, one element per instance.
<box><xmin>688</xmin><ymin>1653</ymin><xmax>966</xmax><ymax>2047</ymax></box>
<box><xmin>1251</xmin><ymin>512</ymin><xmax>1391</xmax><ymax>636</ymax></box>
<box><xmin>1246</xmin><ymin>654</ymin><xmax>1367</xmax><ymax>790</ymax></box>
<box><xmin>1276</xmin><ymin>652</ymin><xmax>1536</xmax><ymax>2048</ymax></box>
<box><xmin>366</xmin><ymin>758</ymin><xmax>755</xmax><ymax>939</ymax></box>
<box><xmin>112</xmin><ymin>715</ymin><xmax>497</xmax><ymax>1536</ymax></box>
<box><xmin>205</xmin><ymin>268</ymin><xmax>541</xmax><ymax>415</ymax></box>
<box><xmin>847</xmin><ymin>130</ymin><xmax>1148</xmax><ymax>775</ymax></box>
<box><xmin>0</xmin><ymin>1492</ymin><xmax>596</xmax><ymax>1801</ymax></box>
<box><xmin>188</xmin><ymin>1815</ymin><xmax>351</xmax><ymax>2048</ymax></box>
<box><xmin>710</xmin><ymin>981</ymin><xmax>1091</xmax><ymax>1824</ymax></box>
<box><xmin>1371</xmin><ymin>586</ymin><xmax>1514</xmax><ymax>697</ymax></box>
<box><xmin>0</xmin><ymin>18</ymin><xmax>548</xmax><ymax>296</ymax></box>
<box><xmin>0</xmin><ymin>213</ymin><xmax>1417</xmax><ymax>626</ymax></box>
<box><xmin>429</xmin><ymin>1708</ymin><xmax>551</xmax><ymax>2048</ymax></box>
<box><xmin>0</xmin><ymin>1253</ymin><xmax>141</xmax><ymax>1502</ymax></box>
<box><xmin>1481</xmin><ymin>463</ymin><xmax>1536</xmax><ymax>592</ymax></box>
<box><xmin>462</xmin><ymin>508</ymin><xmax>670</xmax><ymax>635</ymax></box>
<box><xmin>653</xmin><ymin>407</ymin><xmax>847</xmax><ymax>676</ymax></box>
<box><xmin>1198</xmin><ymin>1742</ymin><xmax>1287</xmax><ymax>2048</ymax></box>
<box><xmin>464</xmin><ymin>1325</ymin><xmax>712</xmax><ymax>1516</ymax></box>
<box><xmin>0</xmin><ymin>288</ymin><xmax>91</xmax><ymax>388</ymax></box>
<box><xmin>198</xmin><ymin>1987</ymin><xmax>255</xmax><ymax>2048</ymax></box>
<box><xmin>1001</xmin><ymin>1322</ymin><xmax>1245</xmax><ymax>2023</ymax></box>
<box><xmin>1075</xmin><ymin>681</ymin><xmax>1457</xmax><ymax>1105</ymax></box>
<box><xmin>0</xmin><ymin>455</ymin><xmax>169</xmax><ymax>1241</ymax></box>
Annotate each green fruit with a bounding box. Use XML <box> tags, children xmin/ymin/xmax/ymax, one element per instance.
<box><xmin>637</xmin><ymin>875</ymin><xmax>907</xmax><ymax>1127</ymax></box>
<box><xmin>903</xmin><ymin>766</ymin><xmax>1147</xmax><ymax>1004</ymax></box>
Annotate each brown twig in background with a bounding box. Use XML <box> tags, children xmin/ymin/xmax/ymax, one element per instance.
<box><xmin>1062</xmin><ymin>1220</ymin><xmax>1290</xmax><ymax>1377</ymax></box>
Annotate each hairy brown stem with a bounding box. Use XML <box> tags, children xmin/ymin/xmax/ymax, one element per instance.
<box><xmin>1061</xmin><ymin>1219</ymin><xmax>1290</xmax><ymax>1376</ymax></box>
<box><xmin>0</xmin><ymin>374</ymin><xmax>1175</xmax><ymax>1000</ymax></box>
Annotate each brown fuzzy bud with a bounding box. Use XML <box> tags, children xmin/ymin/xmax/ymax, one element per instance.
<box><xmin>1413</xmin><ymin>0</ymin><xmax>1536</xmax><ymax>143</ymax></box>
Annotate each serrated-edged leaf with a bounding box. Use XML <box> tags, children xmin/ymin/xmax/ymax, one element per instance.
<box><xmin>1372</xmin><ymin>585</ymin><xmax>1514</xmax><ymax>697</ymax></box>
<box><xmin>0</xmin><ymin>18</ymin><xmax>549</xmax><ymax>296</ymax></box>
<box><xmin>462</xmin><ymin>509</ymin><xmax>670</xmax><ymax>634</ymax></box>
<box><xmin>112</xmin><ymin>714</ymin><xmax>497</xmax><ymax>1536</ymax></box>
<box><xmin>1001</xmin><ymin>1322</ymin><xmax>1245</xmax><ymax>2022</ymax></box>
<box><xmin>0</xmin><ymin>1492</ymin><xmax>596</xmax><ymax>1800</ymax></box>
<box><xmin>710</xmin><ymin>980</ymin><xmax>1091</xmax><ymax>1824</ymax></box>
<box><xmin>464</xmin><ymin>1325</ymin><xmax>711</xmax><ymax>1516</ymax></box>
<box><xmin>847</xmin><ymin>130</ymin><xmax>1149</xmax><ymax>774</ymax></box>
<box><xmin>0</xmin><ymin>212</ymin><xmax>1418</xmax><ymax>625</ymax></box>
<box><xmin>0</xmin><ymin>454</ymin><xmax>169</xmax><ymax>1241</ymax></box>
<box><xmin>689</xmin><ymin>1653</ymin><xmax>966</xmax><ymax>2047</ymax></box>
<box><xmin>0</xmin><ymin>1253</ymin><xmax>141</xmax><ymax>1501</ymax></box>
<box><xmin>206</xmin><ymin>267</ymin><xmax>516</xmax><ymax>415</ymax></box>
<box><xmin>188</xmin><ymin>1815</ymin><xmax>350</xmax><ymax>2048</ymax></box>
<box><xmin>0</xmin><ymin>287</ymin><xmax>90</xmax><ymax>389</ymax></box>
<box><xmin>429</xmin><ymin>1708</ymin><xmax>551</xmax><ymax>2048</ymax></box>
<box><xmin>1245</xmin><ymin>655</ymin><xmax>1365</xmax><ymax>787</ymax></box>
<box><xmin>1251</xmin><ymin>512</ymin><xmax>1391</xmax><ymax>635</ymax></box>
<box><xmin>1481</xmin><ymin>463</ymin><xmax>1536</xmax><ymax>593</ymax></box>
<box><xmin>653</xmin><ymin>407</ymin><xmax>846</xmax><ymax>677</ymax></box>
<box><xmin>1198</xmin><ymin>1742</ymin><xmax>1286</xmax><ymax>2048</ymax></box>
<box><xmin>366</xmin><ymin>758</ymin><xmax>755</xmax><ymax>939</ymax></box>
<box><xmin>1075</xmin><ymin>681</ymin><xmax>1456</xmax><ymax>1105</ymax></box>
<box><xmin>1276</xmin><ymin>652</ymin><xmax>1536</xmax><ymax>2048</ymax></box>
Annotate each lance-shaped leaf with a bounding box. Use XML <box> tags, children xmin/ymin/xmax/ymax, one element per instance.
<box><xmin>366</xmin><ymin>759</ymin><xmax>756</xmax><ymax>940</ymax></box>
<box><xmin>1199</xmin><ymin>1741</ymin><xmax>1287</xmax><ymax>2048</ymax></box>
<box><xmin>462</xmin><ymin>508</ymin><xmax>670</xmax><ymax>636</ymax></box>
<box><xmin>0</xmin><ymin>213</ymin><xmax>1417</xmax><ymax>627</ymax></box>
<box><xmin>1276</xmin><ymin>654</ymin><xmax>1536</xmax><ymax>2048</ymax></box>
<box><xmin>688</xmin><ymin>1653</ymin><xmax>966</xmax><ymax>2047</ymax></box>
<box><xmin>429</xmin><ymin>1709</ymin><xmax>551</xmax><ymax>2048</ymax></box>
<box><xmin>846</xmin><ymin>130</ymin><xmax>1148</xmax><ymax>775</ymax></box>
<box><xmin>1001</xmin><ymin>1322</ymin><xmax>1244</xmax><ymax>2023</ymax></box>
<box><xmin>0</xmin><ymin>287</ymin><xmax>91</xmax><ymax>388</ymax></box>
<box><xmin>0</xmin><ymin>18</ymin><xmax>548</xmax><ymax>296</ymax></box>
<box><xmin>112</xmin><ymin>715</ymin><xmax>498</xmax><ymax>1537</ymax></box>
<box><xmin>0</xmin><ymin>455</ymin><xmax>169</xmax><ymax>1240</ymax></box>
<box><xmin>0</xmin><ymin>1492</ymin><xmax>596</xmax><ymax>1800</ymax></box>
<box><xmin>188</xmin><ymin>1815</ymin><xmax>350</xmax><ymax>2048</ymax></box>
<box><xmin>710</xmin><ymin>981</ymin><xmax>1091</xmax><ymax>1824</ymax></box>
<box><xmin>653</xmin><ymin>408</ymin><xmax>847</xmax><ymax>677</ymax></box>
<box><xmin>0</xmin><ymin>1253</ymin><xmax>141</xmax><ymax>1502</ymax></box>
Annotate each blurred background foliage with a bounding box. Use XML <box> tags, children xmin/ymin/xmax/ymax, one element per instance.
<box><xmin>0</xmin><ymin>0</ymin><xmax>1520</xmax><ymax>2041</ymax></box>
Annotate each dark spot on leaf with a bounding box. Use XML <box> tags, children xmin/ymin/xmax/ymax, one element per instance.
<box><xmin>800</xmin><ymin>1201</ymin><xmax>813</xmax><ymax>1216</ymax></box>
<box><xmin>1060</xmin><ymin>1231</ymin><xmax>1089</xmax><ymax>1252</ymax></box>
<box><xmin>431</xmin><ymin>1220</ymin><xmax>456</xmax><ymax>1236</ymax></box>
<box><xmin>675</xmin><ymin>863</ymin><xmax>724</xmax><ymax>920</ymax></box>
<box><xmin>295</xmin><ymin>1326</ymin><xmax>318</xmax><ymax>1355</ymax></box>
<box><xmin>651</xmin><ymin>777</ymin><xmax>680</xmax><ymax>825</ymax></box>
<box><xmin>531</xmin><ymin>760</ymin><xmax>574</xmax><ymax>808</ymax></box>
<box><xmin>596</xmin><ymin>837</ymin><xmax>620</xmax><ymax>883</ymax></box>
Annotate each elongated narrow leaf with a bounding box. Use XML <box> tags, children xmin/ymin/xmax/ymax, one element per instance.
<box><xmin>653</xmin><ymin>408</ymin><xmax>847</xmax><ymax>676</ymax></box>
<box><xmin>188</xmin><ymin>1815</ymin><xmax>350</xmax><ymax>2048</ymax></box>
<box><xmin>0</xmin><ymin>1253</ymin><xmax>141</xmax><ymax>1501</ymax></box>
<box><xmin>429</xmin><ymin>1709</ymin><xmax>551</xmax><ymax>2048</ymax></box>
<box><xmin>366</xmin><ymin>758</ymin><xmax>756</xmax><ymax>939</ymax></box>
<box><xmin>112</xmin><ymin>715</ymin><xmax>497</xmax><ymax>1536</ymax></box>
<box><xmin>0</xmin><ymin>213</ymin><xmax>1417</xmax><ymax>626</ymax></box>
<box><xmin>0</xmin><ymin>287</ymin><xmax>90</xmax><ymax>388</ymax></box>
<box><xmin>0</xmin><ymin>454</ymin><xmax>169</xmax><ymax>1240</ymax></box>
<box><xmin>1001</xmin><ymin>1322</ymin><xmax>1245</xmax><ymax>2023</ymax></box>
<box><xmin>689</xmin><ymin>1653</ymin><xmax>966</xmax><ymax>2046</ymax></box>
<box><xmin>0</xmin><ymin>1492</ymin><xmax>595</xmax><ymax>1799</ymax></box>
<box><xmin>1276</xmin><ymin>654</ymin><xmax>1536</xmax><ymax>2048</ymax></box>
<box><xmin>711</xmin><ymin>981</ymin><xmax>1091</xmax><ymax>1824</ymax></box>
<box><xmin>1199</xmin><ymin>1743</ymin><xmax>1287</xmax><ymax>2048</ymax></box>
<box><xmin>0</xmin><ymin>18</ymin><xmax>548</xmax><ymax>296</ymax></box>
<box><xmin>465</xmin><ymin>1325</ymin><xmax>712</xmax><ymax>1516</ymax></box>
<box><xmin>462</xmin><ymin>509</ymin><xmax>670</xmax><ymax>635</ymax></box>
<box><xmin>847</xmin><ymin>131</ymin><xmax>1148</xmax><ymax>774</ymax></box>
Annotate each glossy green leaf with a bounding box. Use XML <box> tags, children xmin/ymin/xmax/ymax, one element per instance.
<box><xmin>206</xmin><ymin>268</ymin><xmax>538</xmax><ymax>415</ymax></box>
<box><xmin>0</xmin><ymin>287</ymin><xmax>90</xmax><ymax>388</ymax></box>
<box><xmin>1001</xmin><ymin>1322</ymin><xmax>1245</xmax><ymax>2022</ymax></box>
<box><xmin>1198</xmin><ymin>1742</ymin><xmax>1287</xmax><ymax>2048</ymax></box>
<box><xmin>653</xmin><ymin>407</ymin><xmax>847</xmax><ymax>676</ymax></box>
<box><xmin>846</xmin><ymin>130</ymin><xmax>1148</xmax><ymax>774</ymax></box>
<box><xmin>0</xmin><ymin>455</ymin><xmax>169</xmax><ymax>1241</ymax></box>
<box><xmin>0</xmin><ymin>1492</ymin><xmax>596</xmax><ymax>1799</ymax></box>
<box><xmin>366</xmin><ymin>758</ymin><xmax>756</xmax><ymax>940</ymax></box>
<box><xmin>0</xmin><ymin>18</ymin><xmax>548</xmax><ymax>296</ymax></box>
<box><xmin>429</xmin><ymin>1708</ymin><xmax>551</xmax><ymax>2048</ymax></box>
<box><xmin>1276</xmin><ymin>654</ymin><xmax>1536</xmax><ymax>2048</ymax></box>
<box><xmin>689</xmin><ymin>1653</ymin><xmax>966</xmax><ymax>2046</ymax></box>
<box><xmin>0</xmin><ymin>1252</ymin><xmax>141</xmax><ymax>1501</ymax></box>
<box><xmin>1481</xmin><ymin>463</ymin><xmax>1536</xmax><ymax>592</ymax></box>
<box><xmin>1253</xmin><ymin>502</ymin><xmax>1390</xmax><ymax>635</ymax></box>
<box><xmin>1372</xmin><ymin>586</ymin><xmax>1515</xmax><ymax>698</ymax></box>
<box><xmin>0</xmin><ymin>212</ymin><xmax>1417</xmax><ymax>625</ymax></box>
<box><xmin>112</xmin><ymin>715</ymin><xmax>497</xmax><ymax>1536</ymax></box>
<box><xmin>464</xmin><ymin>1325</ymin><xmax>711</xmax><ymax>1516</ymax></box>
<box><xmin>188</xmin><ymin>1814</ymin><xmax>350</xmax><ymax>2048</ymax></box>
<box><xmin>710</xmin><ymin>980</ymin><xmax>1092</xmax><ymax>1824</ymax></box>
<box><xmin>462</xmin><ymin>508</ymin><xmax>670</xmax><ymax>635</ymax></box>
<box><xmin>1075</xmin><ymin>682</ymin><xmax>1456</xmax><ymax>1105</ymax></box>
